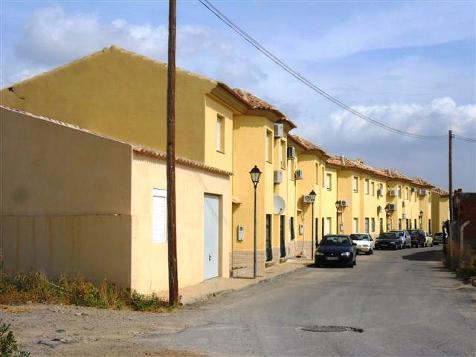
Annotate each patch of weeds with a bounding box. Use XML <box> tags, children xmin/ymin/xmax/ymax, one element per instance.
<box><xmin>129</xmin><ymin>292</ymin><xmax>172</xmax><ymax>312</ymax></box>
<box><xmin>0</xmin><ymin>320</ymin><xmax>30</xmax><ymax>356</ymax></box>
<box><xmin>0</xmin><ymin>272</ymin><xmax>170</xmax><ymax>312</ymax></box>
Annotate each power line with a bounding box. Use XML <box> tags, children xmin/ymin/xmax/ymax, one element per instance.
<box><xmin>198</xmin><ymin>0</ymin><xmax>475</xmax><ymax>143</ymax></box>
<box><xmin>454</xmin><ymin>134</ymin><xmax>476</xmax><ymax>143</ymax></box>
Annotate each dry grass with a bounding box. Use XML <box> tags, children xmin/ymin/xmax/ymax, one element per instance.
<box><xmin>0</xmin><ymin>272</ymin><xmax>173</xmax><ymax>312</ymax></box>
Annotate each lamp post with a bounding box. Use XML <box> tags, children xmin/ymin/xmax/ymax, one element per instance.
<box><xmin>385</xmin><ymin>205</ymin><xmax>392</xmax><ymax>230</ymax></box>
<box><xmin>308</xmin><ymin>190</ymin><xmax>317</xmax><ymax>257</ymax></box>
<box><xmin>249</xmin><ymin>165</ymin><xmax>261</xmax><ymax>278</ymax></box>
<box><xmin>335</xmin><ymin>201</ymin><xmax>341</xmax><ymax>233</ymax></box>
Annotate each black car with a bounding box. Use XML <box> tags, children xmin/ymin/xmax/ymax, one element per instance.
<box><xmin>407</xmin><ymin>229</ymin><xmax>426</xmax><ymax>247</ymax></box>
<box><xmin>375</xmin><ymin>232</ymin><xmax>403</xmax><ymax>250</ymax></box>
<box><xmin>315</xmin><ymin>235</ymin><xmax>357</xmax><ymax>268</ymax></box>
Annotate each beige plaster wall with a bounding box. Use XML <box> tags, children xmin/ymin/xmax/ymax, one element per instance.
<box><xmin>130</xmin><ymin>153</ymin><xmax>232</xmax><ymax>294</ymax></box>
<box><xmin>1</xmin><ymin>107</ymin><xmax>132</xmax><ymax>286</ymax></box>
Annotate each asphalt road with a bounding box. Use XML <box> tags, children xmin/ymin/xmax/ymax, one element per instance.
<box><xmin>143</xmin><ymin>246</ymin><xmax>475</xmax><ymax>356</ymax></box>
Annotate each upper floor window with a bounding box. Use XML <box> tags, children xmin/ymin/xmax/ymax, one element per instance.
<box><xmin>265</xmin><ymin>129</ymin><xmax>273</xmax><ymax>163</ymax></box>
<box><xmin>353</xmin><ymin>176</ymin><xmax>359</xmax><ymax>193</ymax></box>
<box><xmin>321</xmin><ymin>167</ymin><xmax>325</xmax><ymax>187</ymax></box>
<box><xmin>397</xmin><ymin>185</ymin><xmax>402</xmax><ymax>198</ymax></box>
<box><xmin>371</xmin><ymin>181</ymin><xmax>375</xmax><ymax>196</ymax></box>
<box><xmin>216</xmin><ymin>115</ymin><xmax>225</xmax><ymax>153</ymax></box>
<box><xmin>280</xmin><ymin>140</ymin><xmax>286</xmax><ymax>169</ymax></box>
<box><xmin>365</xmin><ymin>179</ymin><xmax>370</xmax><ymax>195</ymax></box>
<box><xmin>315</xmin><ymin>163</ymin><xmax>319</xmax><ymax>185</ymax></box>
<box><xmin>405</xmin><ymin>187</ymin><xmax>409</xmax><ymax>200</ymax></box>
<box><xmin>325</xmin><ymin>173</ymin><xmax>332</xmax><ymax>190</ymax></box>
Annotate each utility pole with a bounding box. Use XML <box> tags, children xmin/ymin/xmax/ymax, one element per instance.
<box><xmin>448</xmin><ymin>129</ymin><xmax>453</xmax><ymax>267</ymax></box>
<box><xmin>166</xmin><ymin>0</ymin><xmax>179</xmax><ymax>306</ymax></box>
<box><xmin>448</xmin><ymin>130</ymin><xmax>453</xmax><ymax>222</ymax></box>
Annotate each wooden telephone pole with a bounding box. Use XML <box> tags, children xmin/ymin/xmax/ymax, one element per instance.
<box><xmin>448</xmin><ymin>130</ymin><xmax>453</xmax><ymax>223</ymax></box>
<box><xmin>167</xmin><ymin>0</ymin><xmax>179</xmax><ymax>306</ymax></box>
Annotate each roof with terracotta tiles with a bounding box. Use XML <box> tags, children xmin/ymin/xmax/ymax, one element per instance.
<box><xmin>432</xmin><ymin>187</ymin><xmax>449</xmax><ymax>196</ymax></box>
<box><xmin>233</xmin><ymin>88</ymin><xmax>296</xmax><ymax>129</ymax></box>
<box><xmin>1</xmin><ymin>105</ymin><xmax>232</xmax><ymax>177</ymax></box>
<box><xmin>410</xmin><ymin>177</ymin><xmax>434</xmax><ymax>188</ymax></box>
<box><xmin>288</xmin><ymin>134</ymin><xmax>329</xmax><ymax>157</ymax></box>
<box><xmin>326</xmin><ymin>155</ymin><xmax>389</xmax><ymax>180</ymax></box>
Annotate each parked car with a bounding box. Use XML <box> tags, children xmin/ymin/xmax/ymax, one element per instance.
<box><xmin>408</xmin><ymin>229</ymin><xmax>426</xmax><ymax>248</ymax></box>
<box><xmin>315</xmin><ymin>235</ymin><xmax>357</xmax><ymax>268</ymax></box>
<box><xmin>389</xmin><ymin>230</ymin><xmax>412</xmax><ymax>248</ymax></box>
<box><xmin>424</xmin><ymin>232</ymin><xmax>433</xmax><ymax>247</ymax></box>
<box><xmin>375</xmin><ymin>232</ymin><xmax>404</xmax><ymax>250</ymax></box>
<box><xmin>350</xmin><ymin>233</ymin><xmax>375</xmax><ymax>255</ymax></box>
<box><xmin>433</xmin><ymin>232</ymin><xmax>446</xmax><ymax>245</ymax></box>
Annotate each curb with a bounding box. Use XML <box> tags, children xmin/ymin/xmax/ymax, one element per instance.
<box><xmin>184</xmin><ymin>262</ymin><xmax>309</xmax><ymax>306</ymax></box>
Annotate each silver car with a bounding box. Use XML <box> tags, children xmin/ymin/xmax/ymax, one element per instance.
<box><xmin>389</xmin><ymin>230</ymin><xmax>412</xmax><ymax>248</ymax></box>
<box><xmin>350</xmin><ymin>233</ymin><xmax>375</xmax><ymax>255</ymax></box>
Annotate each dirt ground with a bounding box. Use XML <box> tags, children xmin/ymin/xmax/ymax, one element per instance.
<box><xmin>1</xmin><ymin>303</ymin><xmax>206</xmax><ymax>356</ymax></box>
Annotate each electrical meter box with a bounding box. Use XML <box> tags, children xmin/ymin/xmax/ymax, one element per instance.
<box><xmin>237</xmin><ymin>225</ymin><xmax>245</xmax><ymax>241</ymax></box>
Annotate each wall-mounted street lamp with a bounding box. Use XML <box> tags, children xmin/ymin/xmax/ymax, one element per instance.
<box><xmin>249</xmin><ymin>165</ymin><xmax>262</xmax><ymax>278</ymax></box>
<box><xmin>385</xmin><ymin>205</ymin><xmax>393</xmax><ymax>230</ymax></box>
<box><xmin>419</xmin><ymin>210</ymin><xmax>423</xmax><ymax>229</ymax></box>
<box><xmin>335</xmin><ymin>201</ymin><xmax>340</xmax><ymax>233</ymax></box>
<box><xmin>308</xmin><ymin>190</ymin><xmax>317</xmax><ymax>257</ymax></box>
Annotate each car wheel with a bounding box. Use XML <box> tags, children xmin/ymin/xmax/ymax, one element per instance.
<box><xmin>353</xmin><ymin>259</ymin><xmax>356</xmax><ymax>265</ymax></box>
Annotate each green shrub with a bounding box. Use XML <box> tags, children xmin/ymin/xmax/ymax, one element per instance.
<box><xmin>0</xmin><ymin>321</ymin><xmax>29</xmax><ymax>356</ymax></box>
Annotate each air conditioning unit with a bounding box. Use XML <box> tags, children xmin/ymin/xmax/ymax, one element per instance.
<box><xmin>287</xmin><ymin>146</ymin><xmax>296</xmax><ymax>159</ymax></box>
<box><xmin>386</xmin><ymin>203</ymin><xmax>396</xmax><ymax>211</ymax></box>
<box><xmin>303</xmin><ymin>194</ymin><xmax>315</xmax><ymax>204</ymax></box>
<box><xmin>295</xmin><ymin>169</ymin><xmax>304</xmax><ymax>180</ymax></box>
<box><xmin>376</xmin><ymin>189</ymin><xmax>382</xmax><ymax>197</ymax></box>
<box><xmin>418</xmin><ymin>189</ymin><xmax>427</xmax><ymax>196</ymax></box>
<box><xmin>274</xmin><ymin>170</ymin><xmax>283</xmax><ymax>184</ymax></box>
<box><xmin>388</xmin><ymin>189</ymin><xmax>396</xmax><ymax>197</ymax></box>
<box><xmin>274</xmin><ymin>123</ymin><xmax>284</xmax><ymax>138</ymax></box>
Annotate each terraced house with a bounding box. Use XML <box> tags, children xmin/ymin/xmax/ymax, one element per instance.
<box><xmin>231</xmin><ymin>90</ymin><xmax>297</xmax><ymax>276</ymax></box>
<box><xmin>327</xmin><ymin>156</ymin><xmax>388</xmax><ymax>235</ymax></box>
<box><xmin>287</xmin><ymin>135</ymin><xmax>338</xmax><ymax>258</ymax></box>
<box><xmin>0</xmin><ymin>46</ymin><xmax>248</xmax><ymax>293</ymax></box>
<box><xmin>1</xmin><ymin>45</ymin><xmax>449</xmax><ymax>296</ymax></box>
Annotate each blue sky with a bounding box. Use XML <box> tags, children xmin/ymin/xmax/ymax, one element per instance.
<box><xmin>1</xmin><ymin>0</ymin><xmax>475</xmax><ymax>190</ymax></box>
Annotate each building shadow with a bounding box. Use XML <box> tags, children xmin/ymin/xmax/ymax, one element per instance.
<box><xmin>401</xmin><ymin>248</ymin><xmax>443</xmax><ymax>262</ymax></box>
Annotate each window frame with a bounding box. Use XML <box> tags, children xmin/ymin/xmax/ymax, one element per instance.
<box><xmin>215</xmin><ymin>114</ymin><xmax>225</xmax><ymax>153</ymax></box>
<box><xmin>265</xmin><ymin>129</ymin><xmax>273</xmax><ymax>163</ymax></box>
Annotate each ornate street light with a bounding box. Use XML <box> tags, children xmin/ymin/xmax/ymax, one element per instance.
<box><xmin>308</xmin><ymin>190</ymin><xmax>317</xmax><ymax>257</ymax></box>
<box><xmin>249</xmin><ymin>165</ymin><xmax>262</xmax><ymax>278</ymax></box>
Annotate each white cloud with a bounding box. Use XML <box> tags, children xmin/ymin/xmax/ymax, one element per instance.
<box><xmin>330</xmin><ymin>97</ymin><xmax>476</xmax><ymax>138</ymax></box>
<box><xmin>5</xmin><ymin>5</ymin><xmax>266</xmax><ymax>87</ymax></box>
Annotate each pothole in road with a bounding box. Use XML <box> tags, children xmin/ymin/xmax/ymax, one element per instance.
<box><xmin>300</xmin><ymin>325</ymin><xmax>364</xmax><ymax>333</ymax></box>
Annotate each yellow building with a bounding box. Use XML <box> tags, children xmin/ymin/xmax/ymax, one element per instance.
<box><xmin>411</xmin><ymin>177</ymin><xmax>434</xmax><ymax>233</ymax></box>
<box><xmin>231</xmin><ymin>90</ymin><xmax>297</xmax><ymax>276</ymax></box>
<box><xmin>431</xmin><ymin>188</ymin><xmax>450</xmax><ymax>235</ymax></box>
<box><xmin>288</xmin><ymin>135</ymin><xmax>337</xmax><ymax>258</ymax></box>
<box><xmin>327</xmin><ymin>156</ymin><xmax>388</xmax><ymax>237</ymax></box>
<box><xmin>0</xmin><ymin>47</ymin><xmax>261</xmax><ymax>293</ymax></box>
<box><xmin>1</xmin><ymin>105</ymin><xmax>232</xmax><ymax>294</ymax></box>
<box><xmin>0</xmin><ymin>46</ymin><xmax>241</xmax><ymax>173</ymax></box>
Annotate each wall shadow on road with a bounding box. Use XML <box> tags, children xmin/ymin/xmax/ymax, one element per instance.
<box><xmin>401</xmin><ymin>248</ymin><xmax>443</xmax><ymax>262</ymax></box>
